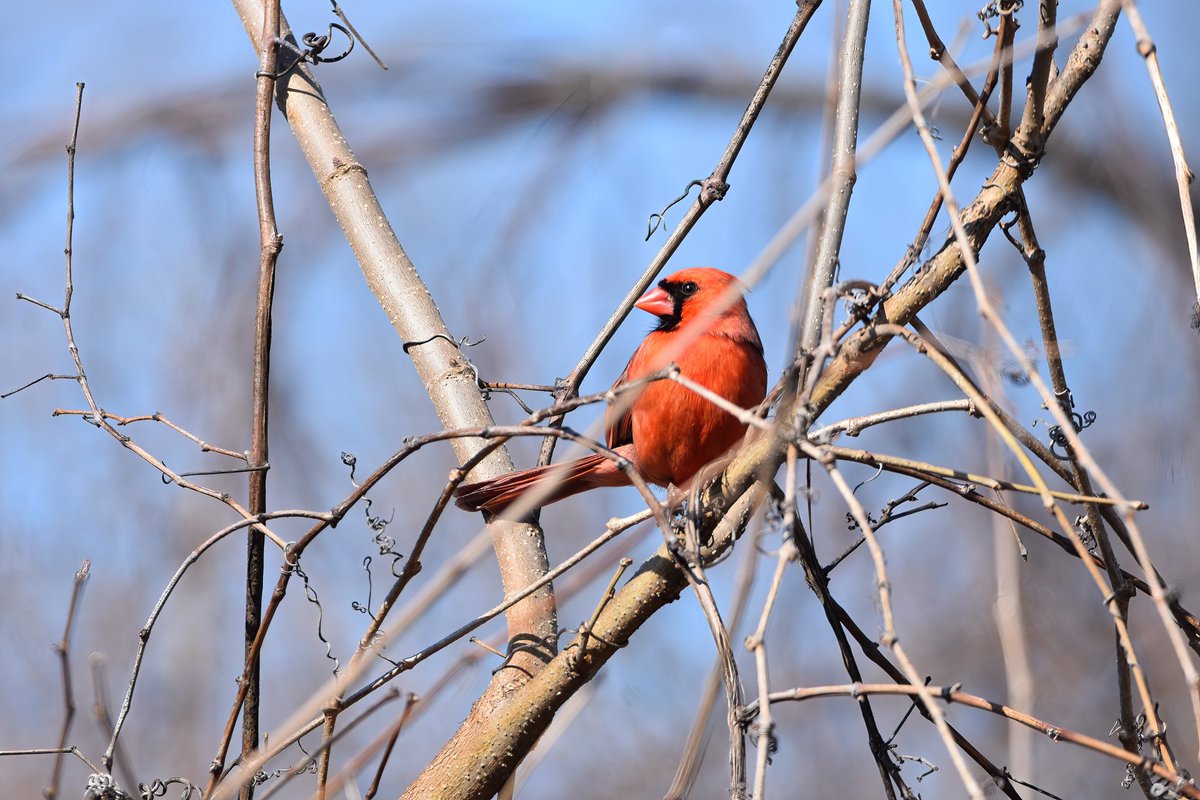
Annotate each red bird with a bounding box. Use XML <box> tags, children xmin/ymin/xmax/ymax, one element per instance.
<box><xmin>455</xmin><ymin>267</ymin><xmax>767</xmax><ymax>516</ymax></box>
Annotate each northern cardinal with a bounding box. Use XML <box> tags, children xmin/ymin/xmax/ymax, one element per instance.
<box><xmin>455</xmin><ymin>267</ymin><xmax>767</xmax><ymax>516</ymax></box>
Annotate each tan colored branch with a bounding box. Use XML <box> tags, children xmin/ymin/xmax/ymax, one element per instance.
<box><xmin>226</xmin><ymin>0</ymin><xmax>554</xmax><ymax>645</ymax></box>
<box><xmin>399</xmin><ymin>485</ymin><xmax>762</xmax><ymax>800</ymax></box>
<box><xmin>225</xmin><ymin>0</ymin><xmax>556</xmax><ymax>790</ymax></box>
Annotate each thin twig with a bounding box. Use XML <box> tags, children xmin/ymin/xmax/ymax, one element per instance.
<box><xmin>908</xmin><ymin>0</ymin><xmax>1000</xmax><ymax>131</ymax></box>
<box><xmin>739</xmin><ymin>683</ymin><xmax>1198</xmax><ymax>798</ymax></box>
<box><xmin>253</xmin><ymin>689</ymin><xmax>400</xmax><ymax>800</ymax></box>
<box><xmin>1002</xmin><ymin>201</ymin><xmax>1153</xmax><ymax>784</ymax></box>
<box><xmin>995</xmin><ymin>2</ymin><xmax>1017</xmax><ymax>145</ymax></box>
<box><xmin>745</xmin><ymin>457</ymin><xmax>797</xmax><ymax>800</ymax></box>
<box><xmin>44</xmin><ymin>561</ymin><xmax>90</xmax><ymax>800</ymax></box>
<box><xmin>210</xmin><ymin>507</ymin><xmax>654</xmax><ymax>800</ymax></box>
<box><xmin>796</xmin><ymin>0</ymin><xmax>871</xmax><ymax>358</ymax></box>
<box><xmin>540</xmin><ymin>0</ymin><xmax>824</xmax><ymax>468</ymax></box>
<box><xmin>894</xmin><ymin>0</ymin><xmax>1197</xmax><ymax>761</ymax></box>
<box><xmin>12</xmin><ymin>294</ymin><xmax>64</xmax><ymax>317</ymax></box>
<box><xmin>329</xmin><ymin>0</ymin><xmax>388</xmax><ymax>70</ymax></box>
<box><xmin>824</xmin><ymin>444</ymin><xmax>1141</xmax><ymax>507</ymax></box>
<box><xmin>803</xmin><ymin>434</ymin><xmax>986</xmax><ymax>798</ymax></box>
<box><xmin>0</xmin><ymin>747</ymin><xmax>102</xmax><ymax>773</ymax></box>
<box><xmin>1</xmin><ymin>372</ymin><xmax>75</xmax><ymax>399</ymax></box>
<box><xmin>104</xmin><ymin>510</ymin><xmax>329</xmax><ymax>773</ymax></box>
<box><xmin>664</xmin><ymin>519</ymin><xmax>763</xmax><ymax>800</ymax></box>
<box><xmin>669</xmin><ymin>539</ymin><xmax>746</xmax><ymax>797</ymax></box>
<box><xmin>51</xmin><ymin>409</ymin><xmax>247</xmax><ymax>460</ymax></box>
<box><xmin>203</xmin><ymin>374</ymin><xmax>672</xmax><ymax>793</ymax></box>
<box><xmin>786</xmin><ymin>478</ymin><xmax>915</xmax><ymax>799</ymax></box>
<box><xmin>797</xmin><ymin>0</ymin><xmax>847</xmax><ymax>337</ymax></box>
<box><xmin>361</xmin><ymin>694</ymin><xmax>420</xmax><ymax>799</ymax></box>
<box><xmin>880</xmin><ymin>4</ymin><xmax>1005</xmax><ymax>295</ymax></box>
<box><xmin>973</xmin><ymin>302</ymin><xmax>1036</xmax><ymax>780</ymax></box>
<box><xmin>877</xmin><ymin>320</ymin><xmax>1178</xmax><ymax>776</ymax></box>
<box><xmin>241</xmin><ymin>3</ymin><xmax>282</xmax><ymax>796</ymax></box>
<box><xmin>1120</xmin><ymin>0</ymin><xmax>1200</xmax><ymax>315</ymax></box>
<box><xmin>576</xmin><ymin>558</ymin><xmax>633</xmax><ymax>658</ymax></box>
<box><xmin>809</xmin><ymin>399</ymin><xmax>975</xmax><ymax>440</ymax></box>
<box><xmin>88</xmin><ymin>654</ymin><xmax>136</xmax><ymax>792</ymax></box>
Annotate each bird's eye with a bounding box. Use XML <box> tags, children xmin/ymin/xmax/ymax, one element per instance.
<box><xmin>680</xmin><ymin>281</ymin><xmax>698</xmax><ymax>296</ymax></box>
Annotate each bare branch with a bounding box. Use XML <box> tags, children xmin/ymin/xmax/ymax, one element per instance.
<box><xmin>240</xmin><ymin>0</ymin><xmax>283</xmax><ymax>792</ymax></box>
<box><xmin>1120</xmin><ymin>0</ymin><xmax>1200</xmax><ymax>316</ymax></box>
<box><xmin>44</xmin><ymin>561</ymin><xmax>90</xmax><ymax>800</ymax></box>
<box><xmin>797</xmin><ymin>0</ymin><xmax>872</xmax><ymax>356</ymax></box>
<box><xmin>740</xmin><ymin>682</ymin><xmax>1198</xmax><ymax>798</ymax></box>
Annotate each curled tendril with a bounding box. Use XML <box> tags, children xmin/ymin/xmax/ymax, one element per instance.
<box><xmin>1149</xmin><ymin>780</ymin><xmax>1182</xmax><ymax>799</ymax></box>
<box><xmin>840</xmin><ymin>289</ymin><xmax>873</xmax><ymax>322</ymax></box>
<box><xmin>1033</xmin><ymin>389</ymin><xmax>1097</xmax><ymax>460</ymax></box>
<box><xmin>977</xmin><ymin>0</ymin><xmax>1024</xmax><ymax>39</ymax></box>
<box><xmin>749</xmin><ymin>722</ymin><xmax>779</xmax><ymax>763</ymax></box>
<box><xmin>403</xmin><ymin>332</ymin><xmax>535</xmax><ymax>412</ymax></box>
<box><xmin>85</xmin><ymin>774</ymin><xmax>126</xmax><ymax>800</ymax></box>
<box><xmin>159</xmin><ymin>462</ymin><xmax>267</xmax><ymax>486</ymax></box>
<box><xmin>138</xmin><ymin>777</ymin><xmax>202</xmax><ymax>800</ymax></box>
<box><xmin>300</xmin><ymin>24</ymin><xmax>354</xmax><ymax>63</ymax></box>
<box><xmin>265</xmin><ymin>23</ymin><xmax>355</xmax><ymax>79</ymax></box>
<box><xmin>845</xmin><ymin>510</ymin><xmax>877</xmax><ymax>532</ymax></box>
<box><xmin>401</xmin><ymin>332</ymin><xmax>484</xmax><ymax>354</ymax></box>
<box><xmin>352</xmin><ymin>557</ymin><xmax>375</xmax><ymax>617</ymax></box>
<box><xmin>294</xmin><ymin>563</ymin><xmax>341</xmax><ymax>675</ymax></box>
<box><xmin>482</xmin><ymin>382</ymin><xmax>536</xmax><ymax>414</ymax></box>
<box><xmin>340</xmin><ymin>451</ymin><xmax>358</xmax><ymax>484</ymax></box>
<box><xmin>141</xmin><ymin>782</ymin><xmax>200</xmax><ymax>800</ymax></box>
<box><xmin>1073</xmin><ymin>514</ymin><xmax>1097</xmax><ymax>556</ymax></box>
<box><xmin>1048</xmin><ymin>409</ymin><xmax>1097</xmax><ymax>460</ymax></box>
<box><xmin>850</xmin><ymin>462</ymin><xmax>884</xmax><ymax>495</ymax></box>
<box><xmin>1121</xmin><ymin>764</ymin><xmax>1138</xmax><ymax>791</ymax></box>
<box><xmin>646</xmin><ymin>179</ymin><xmax>703</xmax><ymax>240</ymax></box>
<box><xmin>364</xmin><ymin>496</ymin><xmax>395</xmax><ymax>533</ymax></box>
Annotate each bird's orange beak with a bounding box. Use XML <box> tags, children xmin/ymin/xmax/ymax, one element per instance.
<box><xmin>635</xmin><ymin>285</ymin><xmax>675</xmax><ymax>317</ymax></box>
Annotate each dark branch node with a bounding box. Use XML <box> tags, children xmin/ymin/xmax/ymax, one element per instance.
<box><xmin>977</xmin><ymin>0</ymin><xmax>1024</xmax><ymax>39</ymax></box>
<box><xmin>699</xmin><ymin>175</ymin><xmax>729</xmax><ymax>205</ymax></box>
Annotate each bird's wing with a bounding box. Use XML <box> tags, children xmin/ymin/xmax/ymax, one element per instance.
<box><xmin>605</xmin><ymin>354</ymin><xmax>636</xmax><ymax>449</ymax></box>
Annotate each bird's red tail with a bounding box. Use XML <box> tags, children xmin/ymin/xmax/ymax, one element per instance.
<box><xmin>454</xmin><ymin>450</ymin><xmax>634</xmax><ymax>516</ymax></box>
